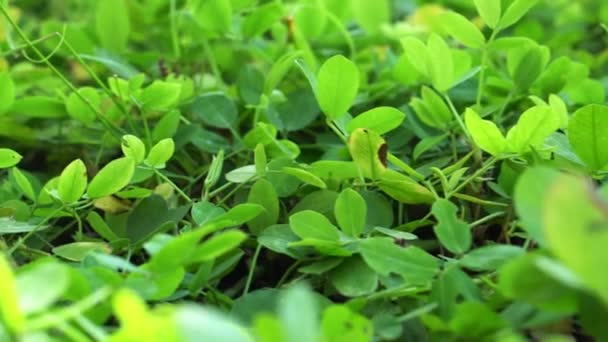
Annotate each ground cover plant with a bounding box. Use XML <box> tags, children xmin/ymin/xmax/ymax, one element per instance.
<box><xmin>0</xmin><ymin>0</ymin><xmax>608</xmax><ymax>340</ymax></box>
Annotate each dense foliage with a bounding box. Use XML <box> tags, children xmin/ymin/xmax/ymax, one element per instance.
<box><xmin>1</xmin><ymin>0</ymin><xmax>608</xmax><ymax>341</ymax></box>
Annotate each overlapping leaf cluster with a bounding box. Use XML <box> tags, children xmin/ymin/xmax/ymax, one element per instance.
<box><xmin>0</xmin><ymin>0</ymin><xmax>608</xmax><ymax>341</ymax></box>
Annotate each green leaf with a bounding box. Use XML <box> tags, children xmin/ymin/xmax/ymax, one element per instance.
<box><xmin>459</xmin><ymin>245</ymin><xmax>525</xmax><ymax>271</ymax></box>
<box><xmin>289</xmin><ymin>210</ymin><xmax>340</xmax><ymax>241</ymax></box>
<box><xmin>241</xmin><ymin>2</ymin><xmax>284</xmax><ymax>39</ymax></box>
<box><xmin>190</xmin><ymin>230</ymin><xmax>247</xmax><ymax>262</ymax></box>
<box><xmin>568</xmin><ymin>78</ymin><xmax>606</xmax><ymax>105</ymax></box>
<box><xmin>138</xmin><ymin>81</ymin><xmax>182</xmax><ymax>111</ymax></box>
<box><xmin>347</xmin><ymin>128</ymin><xmax>387</xmax><ymax>180</ymax></box>
<box><xmin>176</xmin><ymin>306</ymin><xmax>255</xmax><ymax>342</ymax></box>
<box><xmin>321</xmin><ymin>305</ymin><xmax>373</xmax><ymax>342</ymax></box>
<box><xmin>499</xmin><ymin>0</ymin><xmax>539</xmax><ymax>30</ymax></box>
<box><xmin>0</xmin><ymin>149</ymin><xmax>22</xmax><ymax>169</ymax></box>
<box><xmin>346</xmin><ymin>107</ymin><xmax>406</xmax><ymax>135</ymax></box>
<box><xmin>125</xmin><ymin>195</ymin><xmax>189</xmax><ymax>245</ymax></box>
<box><xmin>549</xmin><ymin>94</ymin><xmax>569</xmax><ymax>129</ymax></box>
<box><xmin>145</xmin><ymin>138</ymin><xmax>175</xmax><ymax>168</ymax></box>
<box><xmin>440</xmin><ymin>12</ymin><xmax>486</xmax><ymax>49</ymax></box>
<box><xmin>568</xmin><ymin>104</ymin><xmax>608</xmax><ymax>171</ymax></box>
<box><xmin>207</xmin><ymin>203</ymin><xmax>265</xmax><ymax>228</ymax></box>
<box><xmin>464</xmin><ymin>108</ymin><xmax>506</xmax><ymax>156</ymax></box>
<box><xmin>11</xmin><ymin>168</ymin><xmax>35</xmax><ymax>201</ymax></box>
<box><xmin>205</xmin><ymin>150</ymin><xmax>225</xmax><ymax>189</ymax></box>
<box><xmin>258</xmin><ymin>225</ymin><xmax>304</xmax><ymax>259</ymax></box>
<box><xmin>373</xmin><ymin>227</ymin><xmax>417</xmax><ymax>241</ymax></box>
<box><xmin>121</xmin><ymin>135</ymin><xmax>146</xmax><ymax>164</ymax></box>
<box><xmin>16</xmin><ymin>261</ymin><xmax>69</xmax><ymax>315</ymax></box>
<box><xmin>427</xmin><ymin>34</ymin><xmax>454</xmax><ymax>92</ymax></box>
<box><xmin>57</xmin><ymin>159</ymin><xmax>88</xmax><ymax>204</ymax></box>
<box><xmin>153</xmin><ymin>110</ymin><xmax>181</xmax><ymax>141</ymax></box>
<box><xmin>473</xmin><ymin>0</ymin><xmax>501</xmax><ymax>29</ymax></box>
<box><xmin>0</xmin><ymin>254</ymin><xmax>24</xmax><ymax>333</ymax></box>
<box><xmin>432</xmin><ymin>199</ymin><xmax>472</xmax><ymax>254</ymax></box>
<box><xmin>95</xmin><ymin>0</ymin><xmax>130</xmax><ymax>53</ymax></box>
<box><xmin>226</xmin><ymin>165</ymin><xmax>257</xmax><ymax>183</ymax></box>
<box><xmin>237</xmin><ymin>65</ymin><xmax>265</xmax><ymax>105</ymax></box>
<box><xmin>10</xmin><ymin>96</ymin><xmax>66</xmax><ymax>118</ymax></box>
<box><xmin>498</xmin><ymin>253</ymin><xmax>578</xmax><ymax>312</ymax></box>
<box><xmin>378</xmin><ymin>170</ymin><xmax>435</xmax><ymax>204</ymax></box>
<box><xmin>293</xmin><ymin>2</ymin><xmax>327</xmax><ymax>39</ymax></box>
<box><xmin>358</xmin><ymin>237</ymin><xmax>440</xmax><ymax>284</ymax></box>
<box><xmin>52</xmin><ymin>242</ymin><xmax>111</xmax><ymax>261</ymax></box>
<box><xmin>191</xmin><ymin>201</ymin><xmax>226</xmax><ymax>226</ymax></box>
<box><xmin>65</xmin><ymin>87</ymin><xmax>99</xmax><ymax>124</ymax></box>
<box><xmin>192</xmin><ymin>0</ymin><xmax>233</xmax><ymax>35</ymax></box>
<box><xmin>410</xmin><ymin>86</ymin><xmax>453</xmax><ymax>130</ymax></box>
<box><xmin>192</xmin><ymin>93</ymin><xmax>238</xmax><ymax>129</ymax></box>
<box><xmin>513</xmin><ymin>166</ymin><xmax>561</xmax><ymax>246</ymax></box>
<box><xmin>329</xmin><ymin>256</ymin><xmax>378</xmax><ymax>297</ymax></box>
<box><xmin>247</xmin><ymin>179</ymin><xmax>279</xmax><ymax>235</ymax></box>
<box><xmin>87</xmin><ymin>211</ymin><xmax>120</xmax><ymax>241</ymax></box>
<box><xmin>87</xmin><ymin>157</ymin><xmax>135</xmax><ymax>198</ymax></box>
<box><xmin>254</xmin><ymin>144</ymin><xmax>267</xmax><ymax>177</ymax></box>
<box><xmin>508</xmin><ymin>44</ymin><xmax>547</xmax><ymax>90</ymax></box>
<box><xmin>506</xmin><ymin>105</ymin><xmax>559</xmax><ymax>153</ymax></box>
<box><xmin>278</xmin><ymin>285</ymin><xmax>320</xmax><ymax>342</ymax></box>
<box><xmin>0</xmin><ymin>72</ymin><xmax>15</xmax><ymax>115</ymax></box>
<box><xmin>310</xmin><ymin>161</ymin><xmax>360</xmax><ymax>180</ymax></box>
<box><xmin>334</xmin><ymin>188</ymin><xmax>366</xmax><ymax>237</ymax></box>
<box><xmin>316</xmin><ymin>55</ymin><xmax>359</xmax><ymax>119</ymax></box>
<box><xmin>449</xmin><ymin>302</ymin><xmax>507</xmax><ymax>339</ymax></box>
<box><xmin>351</xmin><ymin>0</ymin><xmax>390</xmax><ymax>34</ymax></box>
<box><xmin>0</xmin><ymin>217</ymin><xmax>49</xmax><ymax>234</ymax></box>
<box><xmin>401</xmin><ymin>37</ymin><xmax>429</xmax><ymax>76</ymax></box>
<box><xmin>281</xmin><ymin>167</ymin><xmax>326</xmax><ymax>189</ymax></box>
<box><xmin>543</xmin><ymin>173</ymin><xmax>608</xmax><ymax>303</ymax></box>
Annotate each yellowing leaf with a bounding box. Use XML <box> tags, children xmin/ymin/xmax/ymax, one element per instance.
<box><xmin>347</xmin><ymin>128</ymin><xmax>387</xmax><ymax>180</ymax></box>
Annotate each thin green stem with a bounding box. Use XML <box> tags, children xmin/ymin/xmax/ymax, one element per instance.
<box><xmin>206</xmin><ymin>181</ymin><xmax>234</xmax><ymax>199</ymax></box>
<box><xmin>494</xmin><ymin>90</ymin><xmax>514</xmax><ymax>121</ymax></box>
<box><xmin>54</xmin><ymin>322</ymin><xmax>91</xmax><ymax>342</ymax></box>
<box><xmin>276</xmin><ymin>260</ymin><xmax>303</xmax><ymax>288</ymax></box>
<box><xmin>217</xmin><ymin>181</ymin><xmax>250</xmax><ymax>206</ymax></box>
<box><xmin>397</xmin><ymin>303</ymin><xmax>438</xmax><ymax>323</ymax></box>
<box><xmin>443</xmin><ymin>93</ymin><xmax>470</xmax><ymax>140</ymax></box>
<box><xmin>243</xmin><ymin>244</ymin><xmax>262</xmax><ymax>295</ymax></box>
<box><xmin>0</xmin><ymin>6</ymin><xmax>126</xmax><ymax>139</ymax></box>
<box><xmin>476</xmin><ymin>30</ymin><xmax>500</xmax><ymax>106</ymax></box>
<box><xmin>170</xmin><ymin>0</ymin><xmax>181</xmax><ymax>59</ymax></box>
<box><xmin>326</xmin><ymin>119</ymin><xmax>348</xmax><ymax>143</ymax></box>
<box><xmin>7</xmin><ymin>205</ymin><xmax>68</xmax><ymax>255</ymax></box>
<box><xmin>364</xmin><ymin>284</ymin><xmax>430</xmax><ymax>302</ymax></box>
<box><xmin>74</xmin><ymin>315</ymin><xmax>108</xmax><ymax>342</ymax></box>
<box><xmin>153</xmin><ymin>168</ymin><xmax>193</xmax><ymax>203</ymax></box>
<box><xmin>201</xmin><ymin>37</ymin><xmax>224</xmax><ymax>87</ymax></box>
<box><xmin>447</xmin><ymin>156</ymin><xmax>497</xmax><ymax>198</ymax></box>
<box><xmin>0</xmin><ymin>32</ymin><xmax>60</xmax><ymax>57</ymax></box>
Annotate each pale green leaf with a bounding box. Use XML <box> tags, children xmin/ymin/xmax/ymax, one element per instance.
<box><xmin>464</xmin><ymin>108</ymin><xmax>506</xmax><ymax>156</ymax></box>
<box><xmin>87</xmin><ymin>157</ymin><xmax>135</xmax><ymax>198</ymax></box>
<box><xmin>440</xmin><ymin>12</ymin><xmax>486</xmax><ymax>48</ymax></box>
<box><xmin>316</xmin><ymin>55</ymin><xmax>359</xmax><ymax>119</ymax></box>
<box><xmin>57</xmin><ymin>159</ymin><xmax>88</xmax><ymax>204</ymax></box>
<box><xmin>346</xmin><ymin>107</ymin><xmax>405</xmax><ymax>135</ymax></box>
